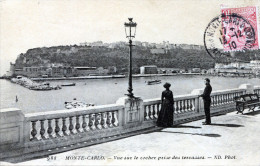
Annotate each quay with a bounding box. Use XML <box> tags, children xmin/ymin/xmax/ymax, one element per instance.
<box><xmin>0</xmin><ymin>83</ymin><xmax>260</xmax><ymax>165</ymax></box>
<box><xmin>31</xmin><ymin>73</ymin><xmax>179</xmax><ymax>81</ymax></box>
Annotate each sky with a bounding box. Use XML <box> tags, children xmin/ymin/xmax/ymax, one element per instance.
<box><xmin>0</xmin><ymin>0</ymin><xmax>259</xmax><ymax>76</ymax></box>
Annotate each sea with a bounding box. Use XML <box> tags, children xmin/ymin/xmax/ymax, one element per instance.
<box><xmin>0</xmin><ymin>75</ymin><xmax>259</xmax><ymax>114</ymax></box>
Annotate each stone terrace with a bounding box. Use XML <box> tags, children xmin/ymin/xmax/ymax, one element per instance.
<box><xmin>2</xmin><ymin>110</ymin><xmax>260</xmax><ymax>166</ymax></box>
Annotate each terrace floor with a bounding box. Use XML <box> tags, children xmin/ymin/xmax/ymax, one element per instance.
<box><xmin>2</xmin><ymin>109</ymin><xmax>260</xmax><ymax>166</ymax></box>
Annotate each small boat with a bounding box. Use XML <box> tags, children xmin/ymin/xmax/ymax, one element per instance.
<box><xmin>147</xmin><ymin>79</ymin><xmax>161</xmax><ymax>85</ymax></box>
<box><xmin>64</xmin><ymin>99</ymin><xmax>95</xmax><ymax>109</ymax></box>
<box><xmin>61</xmin><ymin>83</ymin><xmax>76</xmax><ymax>86</ymax></box>
<box><xmin>29</xmin><ymin>87</ymin><xmax>53</xmax><ymax>91</ymax></box>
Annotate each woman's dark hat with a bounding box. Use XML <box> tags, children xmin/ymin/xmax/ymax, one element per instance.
<box><xmin>163</xmin><ymin>82</ymin><xmax>171</xmax><ymax>88</ymax></box>
<box><xmin>205</xmin><ymin>78</ymin><xmax>210</xmax><ymax>82</ymax></box>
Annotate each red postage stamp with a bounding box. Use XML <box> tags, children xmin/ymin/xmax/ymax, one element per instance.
<box><xmin>221</xmin><ymin>6</ymin><xmax>259</xmax><ymax>52</ymax></box>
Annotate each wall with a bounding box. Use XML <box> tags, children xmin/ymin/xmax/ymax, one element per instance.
<box><xmin>0</xmin><ymin>84</ymin><xmax>259</xmax><ymax>162</ymax></box>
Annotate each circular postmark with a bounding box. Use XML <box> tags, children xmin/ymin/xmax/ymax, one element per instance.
<box><xmin>204</xmin><ymin>13</ymin><xmax>256</xmax><ymax>60</ymax></box>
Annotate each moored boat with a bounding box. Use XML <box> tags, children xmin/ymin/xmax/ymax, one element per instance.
<box><xmin>61</xmin><ymin>83</ymin><xmax>76</xmax><ymax>86</ymax></box>
<box><xmin>64</xmin><ymin>99</ymin><xmax>95</xmax><ymax>109</ymax></box>
<box><xmin>147</xmin><ymin>79</ymin><xmax>161</xmax><ymax>85</ymax></box>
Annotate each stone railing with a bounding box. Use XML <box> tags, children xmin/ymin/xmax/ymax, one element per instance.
<box><xmin>254</xmin><ymin>85</ymin><xmax>260</xmax><ymax>95</ymax></box>
<box><xmin>0</xmin><ymin>83</ymin><xmax>259</xmax><ymax>161</ymax></box>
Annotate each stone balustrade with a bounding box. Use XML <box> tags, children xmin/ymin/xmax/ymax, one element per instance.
<box><xmin>143</xmin><ymin>85</ymin><xmax>251</xmax><ymax>124</ymax></box>
<box><xmin>24</xmin><ymin>104</ymin><xmax>121</xmax><ymax>142</ymax></box>
<box><xmin>254</xmin><ymin>86</ymin><xmax>260</xmax><ymax>95</ymax></box>
<box><xmin>0</xmin><ymin>83</ymin><xmax>259</xmax><ymax>161</ymax></box>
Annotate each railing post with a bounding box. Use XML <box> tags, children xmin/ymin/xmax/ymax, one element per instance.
<box><xmin>116</xmin><ymin>96</ymin><xmax>144</xmax><ymax>125</ymax></box>
<box><xmin>0</xmin><ymin>108</ymin><xmax>25</xmax><ymax>152</ymax></box>
<box><xmin>191</xmin><ymin>89</ymin><xmax>204</xmax><ymax>113</ymax></box>
<box><xmin>253</xmin><ymin>85</ymin><xmax>260</xmax><ymax>95</ymax></box>
<box><xmin>239</xmin><ymin>84</ymin><xmax>254</xmax><ymax>94</ymax></box>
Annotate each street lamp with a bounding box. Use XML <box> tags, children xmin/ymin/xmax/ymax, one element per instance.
<box><xmin>124</xmin><ymin>18</ymin><xmax>137</xmax><ymax>98</ymax></box>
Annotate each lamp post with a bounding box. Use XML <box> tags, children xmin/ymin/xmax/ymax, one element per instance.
<box><xmin>124</xmin><ymin>18</ymin><xmax>137</xmax><ymax>98</ymax></box>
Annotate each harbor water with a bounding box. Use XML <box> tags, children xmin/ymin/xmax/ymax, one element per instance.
<box><xmin>0</xmin><ymin>75</ymin><xmax>259</xmax><ymax>114</ymax></box>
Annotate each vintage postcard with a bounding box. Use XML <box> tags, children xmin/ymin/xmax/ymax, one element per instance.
<box><xmin>0</xmin><ymin>0</ymin><xmax>260</xmax><ymax>166</ymax></box>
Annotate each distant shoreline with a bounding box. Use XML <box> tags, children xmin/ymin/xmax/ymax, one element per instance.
<box><xmin>30</xmin><ymin>73</ymin><xmax>204</xmax><ymax>81</ymax></box>
<box><xmin>2</xmin><ymin>73</ymin><xmax>257</xmax><ymax>82</ymax></box>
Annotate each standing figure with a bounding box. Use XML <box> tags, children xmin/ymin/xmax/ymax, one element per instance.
<box><xmin>157</xmin><ymin>82</ymin><xmax>174</xmax><ymax>127</ymax></box>
<box><xmin>15</xmin><ymin>95</ymin><xmax>18</xmax><ymax>102</ymax></box>
<box><xmin>199</xmin><ymin>78</ymin><xmax>212</xmax><ymax>125</ymax></box>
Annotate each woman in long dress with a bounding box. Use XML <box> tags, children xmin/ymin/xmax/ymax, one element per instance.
<box><xmin>157</xmin><ymin>82</ymin><xmax>174</xmax><ymax>127</ymax></box>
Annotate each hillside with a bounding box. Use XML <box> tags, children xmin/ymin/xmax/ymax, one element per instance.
<box><xmin>14</xmin><ymin>45</ymin><xmax>260</xmax><ymax>73</ymax></box>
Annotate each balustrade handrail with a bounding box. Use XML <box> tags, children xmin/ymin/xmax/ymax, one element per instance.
<box><xmin>211</xmin><ymin>88</ymin><xmax>246</xmax><ymax>95</ymax></box>
<box><xmin>254</xmin><ymin>85</ymin><xmax>260</xmax><ymax>89</ymax></box>
<box><xmin>143</xmin><ymin>88</ymin><xmax>246</xmax><ymax>105</ymax></box>
<box><xmin>25</xmin><ymin>104</ymin><xmax>124</xmax><ymax>121</ymax></box>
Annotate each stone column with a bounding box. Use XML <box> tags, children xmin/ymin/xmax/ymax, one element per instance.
<box><xmin>116</xmin><ymin>96</ymin><xmax>144</xmax><ymax>126</ymax></box>
<box><xmin>191</xmin><ymin>89</ymin><xmax>204</xmax><ymax>113</ymax></box>
<box><xmin>0</xmin><ymin>108</ymin><xmax>25</xmax><ymax>151</ymax></box>
<box><xmin>239</xmin><ymin>84</ymin><xmax>254</xmax><ymax>94</ymax></box>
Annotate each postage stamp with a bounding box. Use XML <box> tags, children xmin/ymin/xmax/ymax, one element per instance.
<box><xmin>221</xmin><ymin>6</ymin><xmax>259</xmax><ymax>52</ymax></box>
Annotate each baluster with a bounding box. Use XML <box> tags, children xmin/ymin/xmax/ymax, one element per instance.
<box><xmin>81</xmin><ymin>115</ymin><xmax>87</xmax><ymax>132</ymax></box>
<box><xmin>62</xmin><ymin>117</ymin><xmax>69</xmax><ymax>136</ymax></box>
<box><xmin>101</xmin><ymin>112</ymin><xmax>108</xmax><ymax>129</ymax></box>
<box><xmin>188</xmin><ymin>99</ymin><xmax>192</xmax><ymax>111</ymax></box>
<box><xmin>219</xmin><ymin>95</ymin><xmax>222</xmax><ymax>104</ymax></box>
<box><xmin>186</xmin><ymin>100</ymin><xmax>190</xmax><ymax>111</ymax></box>
<box><xmin>226</xmin><ymin>94</ymin><xmax>229</xmax><ymax>103</ymax></box>
<box><xmin>75</xmin><ymin>115</ymin><xmax>81</xmax><ymax>133</ymax></box>
<box><xmin>112</xmin><ymin>111</ymin><xmax>119</xmax><ymax>127</ymax></box>
<box><xmin>107</xmin><ymin>112</ymin><xmax>113</xmax><ymax>128</ymax></box>
<box><xmin>212</xmin><ymin>96</ymin><xmax>216</xmax><ymax>106</ymax></box>
<box><xmin>221</xmin><ymin>95</ymin><xmax>224</xmax><ymax>104</ymax></box>
<box><xmin>85</xmin><ymin>115</ymin><xmax>90</xmax><ymax>131</ymax></box>
<box><xmin>149</xmin><ymin>105</ymin><xmax>154</xmax><ymax>120</ymax></box>
<box><xmin>191</xmin><ymin>99</ymin><xmax>195</xmax><ymax>111</ymax></box>
<box><xmin>215</xmin><ymin>95</ymin><xmax>219</xmax><ymax>105</ymax></box>
<box><xmin>76</xmin><ymin>115</ymin><xmax>83</xmax><ymax>133</ymax></box>
<box><xmin>231</xmin><ymin>93</ymin><xmax>235</xmax><ymax>102</ymax></box>
<box><xmin>145</xmin><ymin>106</ymin><xmax>149</xmax><ymax>120</ymax></box>
<box><xmin>69</xmin><ymin>116</ymin><xmax>76</xmax><ymax>134</ymax></box>
<box><xmin>96</xmin><ymin>113</ymin><xmax>102</xmax><ymax>130</ymax></box>
<box><xmin>175</xmin><ymin>101</ymin><xmax>179</xmax><ymax>114</ymax></box>
<box><xmin>90</xmin><ymin>113</ymin><xmax>96</xmax><ymax>130</ymax></box>
<box><xmin>214</xmin><ymin>95</ymin><xmax>217</xmax><ymax>105</ymax></box>
<box><xmin>225</xmin><ymin>94</ymin><xmax>228</xmax><ymax>103</ymax></box>
<box><xmin>154</xmin><ymin>105</ymin><xmax>158</xmax><ymax>119</ymax></box>
<box><xmin>187</xmin><ymin>99</ymin><xmax>191</xmax><ymax>112</ymax></box>
<box><xmin>182</xmin><ymin>100</ymin><xmax>187</xmax><ymax>112</ymax></box>
<box><xmin>55</xmin><ymin>118</ymin><xmax>62</xmax><ymax>137</ymax></box>
<box><xmin>215</xmin><ymin>96</ymin><xmax>218</xmax><ymax>105</ymax></box>
<box><xmin>47</xmin><ymin>119</ymin><xmax>54</xmax><ymax>138</ymax></box>
<box><xmin>179</xmin><ymin>100</ymin><xmax>183</xmax><ymax>113</ymax></box>
<box><xmin>40</xmin><ymin>120</ymin><xmax>46</xmax><ymax>139</ymax></box>
<box><xmin>227</xmin><ymin>94</ymin><xmax>229</xmax><ymax>103</ymax></box>
<box><xmin>144</xmin><ymin>106</ymin><xmax>147</xmax><ymax>120</ymax></box>
<box><xmin>218</xmin><ymin>95</ymin><xmax>221</xmax><ymax>105</ymax></box>
<box><xmin>227</xmin><ymin>94</ymin><xmax>230</xmax><ymax>103</ymax></box>
<box><xmin>30</xmin><ymin>121</ymin><xmax>38</xmax><ymax>141</ymax></box>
